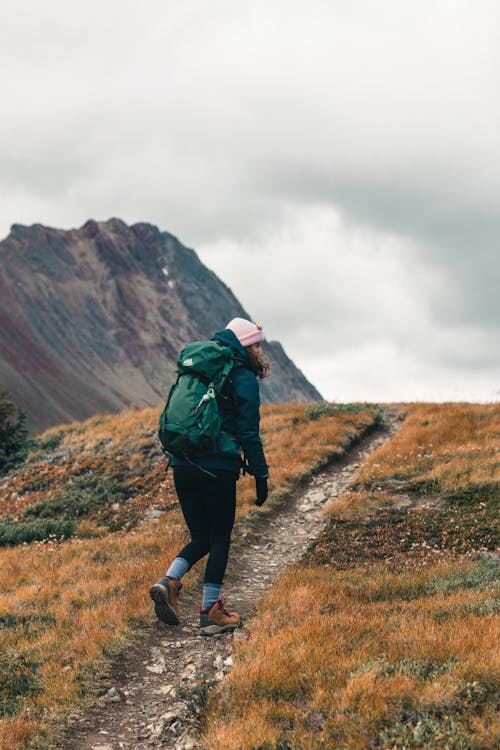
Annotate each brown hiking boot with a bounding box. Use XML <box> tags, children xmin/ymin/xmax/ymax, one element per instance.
<box><xmin>149</xmin><ymin>576</ymin><xmax>182</xmax><ymax>625</ymax></box>
<box><xmin>199</xmin><ymin>599</ymin><xmax>242</xmax><ymax>636</ymax></box>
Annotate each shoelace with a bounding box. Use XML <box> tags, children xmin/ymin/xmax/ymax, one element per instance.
<box><xmin>167</xmin><ymin>578</ymin><xmax>182</xmax><ymax>592</ymax></box>
<box><xmin>216</xmin><ymin>598</ymin><xmax>232</xmax><ymax>616</ymax></box>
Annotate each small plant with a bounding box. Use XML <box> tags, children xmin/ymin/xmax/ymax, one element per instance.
<box><xmin>176</xmin><ymin>675</ymin><xmax>218</xmax><ymax>720</ymax></box>
<box><xmin>377</xmin><ymin>713</ymin><xmax>469</xmax><ymax>749</ymax></box>
<box><xmin>33</xmin><ymin>431</ymin><xmax>64</xmax><ymax>453</ymax></box>
<box><xmin>374</xmin><ymin>655</ymin><xmax>457</xmax><ymax>680</ymax></box>
<box><xmin>0</xmin><ymin>651</ymin><xmax>42</xmax><ymax>717</ymax></box>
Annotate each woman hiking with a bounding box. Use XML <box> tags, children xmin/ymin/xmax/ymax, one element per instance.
<box><xmin>150</xmin><ymin>317</ymin><xmax>270</xmax><ymax>636</ymax></box>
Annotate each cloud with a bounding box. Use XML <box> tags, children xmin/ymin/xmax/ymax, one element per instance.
<box><xmin>197</xmin><ymin>204</ymin><xmax>499</xmax><ymax>401</ymax></box>
<box><xmin>0</xmin><ymin>0</ymin><xmax>498</xmax><ymax>400</ymax></box>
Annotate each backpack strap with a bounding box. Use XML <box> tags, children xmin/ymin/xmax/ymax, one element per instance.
<box><xmin>213</xmin><ymin>356</ymin><xmax>235</xmax><ymax>391</ymax></box>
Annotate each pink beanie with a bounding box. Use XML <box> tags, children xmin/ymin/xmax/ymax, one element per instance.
<box><xmin>225</xmin><ymin>317</ymin><xmax>264</xmax><ymax>347</ymax></box>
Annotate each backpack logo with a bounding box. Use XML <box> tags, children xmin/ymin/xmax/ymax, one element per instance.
<box><xmin>182</xmin><ymin>358</ymin><xmax>194</xmax><ymax>366</ymax></box>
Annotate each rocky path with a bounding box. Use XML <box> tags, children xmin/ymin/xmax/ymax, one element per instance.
<box><xmin>62</xmin><ymin>418</ymin><xmax>397</xmax><ymax>750</ymax></box>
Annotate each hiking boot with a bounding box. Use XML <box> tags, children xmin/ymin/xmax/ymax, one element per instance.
<box><xmin>199</xmin><ymin>599</ymin><xmax>242</xmax><ymax>636</ymax></box>
<box><xmin>149</xmin><ymin>576</ymin><xmax>182</xmax><ymax>625</ymax></box>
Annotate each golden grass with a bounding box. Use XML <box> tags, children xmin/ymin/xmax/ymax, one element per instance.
<box><xmin>0</xmin><ymin>401</ymin><xmax>376</xmax><ymax>749</ymax></box>
<box><xmin>205</xmin><ymin>563</ymin><xmax>500</xmax><ymax>750</ymax></box>
<box><xmin>204</xmin><ymin>404</ymin><xmax>500</xmax><ymax>750</ymax></box>
<box><xmin>357</xmin><ymin>402</ymin><xmax>500</xmax><ymax>491</ymax></box>
<box><xmin>0</xmin><ymin>518</ymin><xmax>186</xmax><ymax>749</ymax></box>
<box><xmin>236</xmin><ymin>403</ymin><xmax>376</xmax><ymax>516</ymax></box>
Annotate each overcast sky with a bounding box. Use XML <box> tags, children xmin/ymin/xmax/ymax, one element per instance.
<box><xmin>1</xmin><ymin>0</ymin><xmax>499</xmax><ymax>402</ymax></box>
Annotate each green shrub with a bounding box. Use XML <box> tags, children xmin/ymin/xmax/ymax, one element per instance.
<box><xmin>0</xmin><ymin>613</ymin><xmax>56</xmax><ymax>631</ymax></box>
<box><xmin>24</xmin><ymin>474</ymin><xmax>126</xmax><ymax>522</ymax></box>
<box><xmin>0</xmin><ymin>651</ymin><xmax>42</xmax><ymax>717</ymax></box>
<box><xmin>1</xmin><ymin>474</ymin><xmax>127</xmax><ymax>547</ymax></box>
<box><xmin>379</xmin><ymin>656</ymin><xmax>457</xmax><ymax>680</ymax></box>
<box><xmin>353</xmin><ymin>560</ymin><xmax>500</xmax><ymax>604</ymax></box>
<box><xmin>377</xmin><ymin>679</ymin><xmax>495</xmax><ymax>749</ymax></box>
<box><xmin>303</xmin><ymin>401</ymin><xmax>384</xmax><ymax>425</ymax></box>
<box><xmin>0</xmin><ymin>391</ymin><xmax>32</xmax><ymax>475</ymax></box>
<box><xmin>423</xmin><ymin>559</ymin><xmax>500</xmax><ymax>597</ymax></box>
<box><xmin>0</xmin><ymin>518</ymin><xmax>75</xmax><ymax>547</ymax></box>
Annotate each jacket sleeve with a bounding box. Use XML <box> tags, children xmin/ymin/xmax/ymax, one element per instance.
<box><xmin>232</xmin><ymin>367</ymin><xmax>269</xmax><ymax>478</ymax></box>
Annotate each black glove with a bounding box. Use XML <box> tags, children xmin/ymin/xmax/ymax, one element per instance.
<box><xmin>254</xmin><ymin>477</ymin><xmax>269</xmax><ymax>506</ymax></box>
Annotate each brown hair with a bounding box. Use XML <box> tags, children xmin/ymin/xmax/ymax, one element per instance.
<box><xmin>246</xmin><ymin>346</ymin><xmax>271</xmax><ymax>379</ymax></box>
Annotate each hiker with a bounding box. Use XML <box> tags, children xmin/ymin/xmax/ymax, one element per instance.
<box><xmin>150</xmin><ymin>317</ymin><xmax>270</xmax><ymax>636</ymax></box>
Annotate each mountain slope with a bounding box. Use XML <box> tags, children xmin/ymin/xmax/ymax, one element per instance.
<box><xmin>0</xmin><ymin>218</ymin><xmax>321</xmax><ymax>430</ymax></box>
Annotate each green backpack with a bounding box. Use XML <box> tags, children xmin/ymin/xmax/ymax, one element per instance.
<box><xmin>158</xmin><ymin>340</ymin><xmax>241</xmax><ymax>460</ymax></box>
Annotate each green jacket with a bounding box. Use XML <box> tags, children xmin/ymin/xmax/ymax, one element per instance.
<box><xmin>170</xmin><ymin>329</ymin><xmax>269</xmax><ymax>478</ymax></box>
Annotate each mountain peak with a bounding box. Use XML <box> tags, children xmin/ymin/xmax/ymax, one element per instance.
<box><xmin>0</xmin><ymin>219</ymin><xmax>321</xmax><ymax>430</ymax></box>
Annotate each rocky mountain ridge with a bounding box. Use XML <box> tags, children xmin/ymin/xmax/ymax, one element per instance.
<box><xmin>0</xmin><ymin>218</ymin><xmax>321</xmax><ymax>431</ymax></box>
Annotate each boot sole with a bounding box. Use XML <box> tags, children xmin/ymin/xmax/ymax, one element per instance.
<box><xmin>149</xmin><ymin>583</ymin><xmax>179</xmax><ymax>626</ymax></box>
<box><xmin>199</xmin><ymin>620</ymin><xmax>243</xmax><ymax>637</ymax></box>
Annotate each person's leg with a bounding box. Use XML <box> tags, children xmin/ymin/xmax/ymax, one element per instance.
<box><xmin>165</xmin><ymin>556</ymin><xmax>190</xmax><ymax>581</ymax></box>
<box><xmin>203</xmin><ymin>471</ymin><xmax>237</xmax><ymax>580</ymax></box>
<box><xmin>172</xmin><ymin>467</ymin><xmax>211</xmax><ymax>568</ymax></box>
<box><xmin>150</xmin><ymin>467</ymin><xmax>210</xmax><ymax>625</ymax></box>
<box><xmin>199</xmin><ymin>471</ymin><xmax>241</xmax><ymax>635</ymax></box>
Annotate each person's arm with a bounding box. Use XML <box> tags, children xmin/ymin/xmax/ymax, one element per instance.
<box><xmin>232</xmin><ymin>367</ymin><xmax>269</xmax><ymax>478</ymax></box>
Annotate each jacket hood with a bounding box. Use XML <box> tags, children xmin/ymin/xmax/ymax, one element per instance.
<box><xmin>212</xmin><ymin>328</ymin><xmax>250</xmax><ymax>365</ymax></box>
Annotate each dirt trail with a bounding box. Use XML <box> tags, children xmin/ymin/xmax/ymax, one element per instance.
<box><xmin>62</xmin><ymin>417</ymin><xmax>398</xmax><ymax>750</ymax></box>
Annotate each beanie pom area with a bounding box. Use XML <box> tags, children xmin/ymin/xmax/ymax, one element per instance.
<box><xmin>225</xmin><ymin>317</ymin><xmax>264</xmax><ymax>347</ymax></box>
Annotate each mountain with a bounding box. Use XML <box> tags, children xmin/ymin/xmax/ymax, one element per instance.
<box><xmin>0</xmin><ymin>218</ymin><xmax>321</xmax><ymax>431</ymax></box>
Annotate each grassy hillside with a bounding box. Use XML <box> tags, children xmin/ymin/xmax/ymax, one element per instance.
<box><xmin>0</xmin><ymin>402</ymin><xmax>378</xmax><ymax>750</ymax></box>
<box><xmin>204</xmin><ymin>404</ymin><xmax>499</xmax><ymax>750</ymax></box>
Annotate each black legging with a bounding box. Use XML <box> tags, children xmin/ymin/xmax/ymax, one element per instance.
<box><xmin>173</xmin><ymin>467</ymin><xmax>238</xmax><ymax>585</ymax></box>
